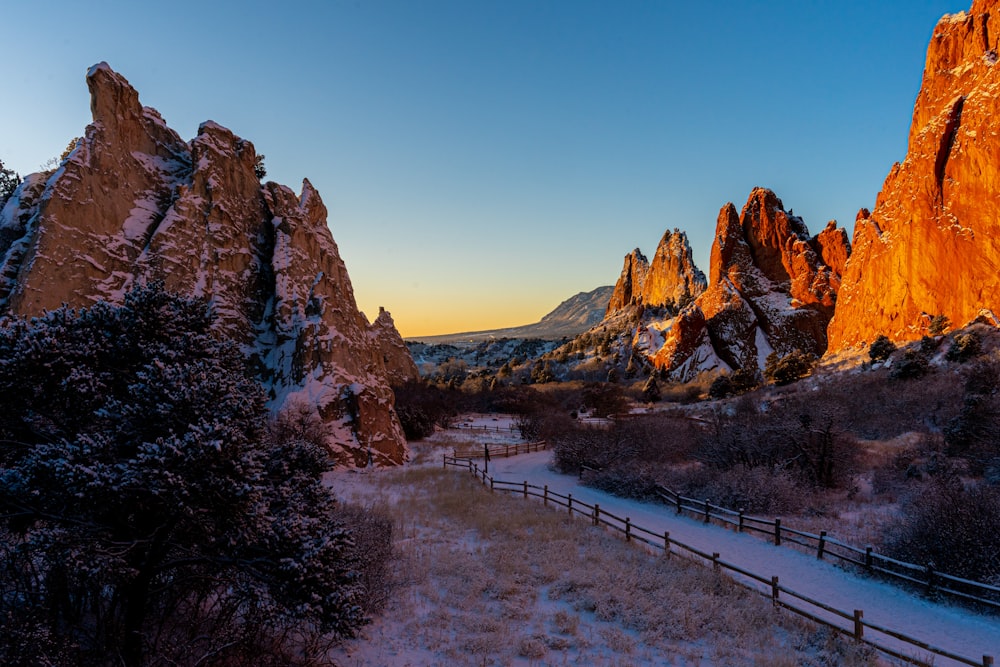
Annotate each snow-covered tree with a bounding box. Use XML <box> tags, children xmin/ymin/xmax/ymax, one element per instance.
<box><xmin>0</xmin><ymin>283</ymin><xmax>364</xmax><ymax>666</ymax></box>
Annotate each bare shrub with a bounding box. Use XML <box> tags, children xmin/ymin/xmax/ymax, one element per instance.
<box><xmin>883</xmin><ymin>475</ymin><xmax>1000</xmax><ymax>581</ymax></box>
<box><xmin>333</xmin><ymin>504</ymin><xmax>394</xmax><ymax>615</ymax></box>
<box><xmin>587</xmin><ymin>464</ymin><xmax>663</xmax><ymax>500</ymax></box>
<box><xmin>551</xmin><ymin>413</ymin><xmax>700</xmax><ymax>477</ymax></box>
<box><xmin>676</xmin><ymin>466</ymin><xmax>808</xmax><ymax>515</ymax></box>
<box><xmin>944</xmin><ymin>359</ymin><xmax>1000</xmax><ymax>471</ymax></box>
<box><xmin>697</xmin><ymin>398</ymin><xmax>858</xmax><ymax>490</ymax></box>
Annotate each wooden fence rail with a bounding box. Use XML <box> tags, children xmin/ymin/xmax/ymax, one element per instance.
<box><xmin>448</xmin><ymin>423</ymin><xmax>519</xmax><ymax>434</ymax></box>
<box><xmin>444</xmin><ymin>455</ymin><xmax>994</xmax><ymax>667</ymax></box>
<box><xmin>644</xmin><ymin>481</ymin><xmax>1000</xmax><ymax>611</ymax></box>
<box><xmin>448</xmin><ymin>441</ymin><xmax>549</xmax><ymax>461</ymax></box>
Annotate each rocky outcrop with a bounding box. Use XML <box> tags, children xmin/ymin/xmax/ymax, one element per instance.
<box><xmin>644</xmin><ymin>189</ymin><xmax>849</xmax><ymax>379</ymax></box>
<box><xmin>0</xmin><ymin>63</ymin><xmax>410</xmax><ymax>465</ymax></box>
<box><xmin>371</xmin><ymin>307</ymin><xmax>420</xmax><ymax>385</ymax></box>
<box><xmin>606</xmin><ymin>230</ymin><xmax>706</xmax><ymax>316</ymax></box>
<box><xmin>605</xmin><ymin>249</ymin><xmax>649</xmax><ymax>314</ymax></box>
<box><xmin>828</xmin><ymin>0</ymin><xmax>1000</xmax><ymax>350</ymax></box>
<box><xmin>641</xmin><ymin>230</ymin><xmax>707</xmax><ymax>309</ymax></box>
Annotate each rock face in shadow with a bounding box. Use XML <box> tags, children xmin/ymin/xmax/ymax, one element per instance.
<box><xmin>371</xmin><ymin>307</ymin><xmax>420</xmax><ymax>386</ymax></box>
<box><xmin>0</xmin><ymin>63</ymin><xmax>409</xmax><ymax>465</ymax></box>
<box><xmin>828</xmin><ymin>0</ymin><xmax>1000</xmax><ymax>350</ymax></box>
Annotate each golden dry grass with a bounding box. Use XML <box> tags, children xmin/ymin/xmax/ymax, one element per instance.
<box><xmin>329</xmin><ymin>467</ymin><xmax>883</xmax><ymax>666</ymax></box>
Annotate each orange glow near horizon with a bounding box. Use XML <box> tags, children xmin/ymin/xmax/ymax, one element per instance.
<box><xmin>358</xmin><ymin>292</ymin><xmax>557</xmax><ymax>341</ymax></box>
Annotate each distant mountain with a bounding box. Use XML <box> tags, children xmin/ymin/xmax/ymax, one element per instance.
<box><xmin>409</xmin><ymin>286</ymin><xmax>614</xmax><ymax>344</ymax></box>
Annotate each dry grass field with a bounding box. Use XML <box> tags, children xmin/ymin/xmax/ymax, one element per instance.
<box><xmin>327</xmin><ymin>465</ymin><xmax>879</xmax><ymax>666</ymax></box>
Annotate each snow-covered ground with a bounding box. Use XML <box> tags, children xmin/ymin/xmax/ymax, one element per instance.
<box><xmin>486</xmin><ymin>451</ymin><xmax>999</xmax><ymax>666</ymax></box>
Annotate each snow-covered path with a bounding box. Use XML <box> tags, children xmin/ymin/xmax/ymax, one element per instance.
<box><xmin>481</xmin><ymin>451</ymin><xmax>999</xmax><ymax>666</ymax></box>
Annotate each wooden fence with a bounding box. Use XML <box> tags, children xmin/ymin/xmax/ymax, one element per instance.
<box><xmin>444</xmin><ymin>455</ymin><xmax>994</xmax><ymax>667</ymax></box>
<box><xmin>448</xmin><ymin>422</ymin><xmax>519</xmax><ymax>434</ymax></box>
<box><xmin>644</xmin><ymin>482</ymin><xmax>1000</xmax><ymax>612</ymax></box>
<box><xmin>448</xmin><ymin>440</ymin><xmax>549</xmax><ymax>460</ymax></box>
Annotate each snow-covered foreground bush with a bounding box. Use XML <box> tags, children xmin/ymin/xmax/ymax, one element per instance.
<box><xmin>331</xmin><ymin>467</ymin><xmax>876</xmax><ymax>666</ymax></box>
<box><xmin>0</xmin><ymin>284</ymin><xmax>385</xmax><ymax>666</ymax></box>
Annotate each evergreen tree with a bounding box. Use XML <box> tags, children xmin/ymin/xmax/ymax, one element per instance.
<box><xmin>0</xmin><ymin>283</ymin><xmax>365</xmax><ymax>666</ymax></box>
<box><xmin>0</xmin><ymin>157</ymin><xmax>20</xmax><ymax>209</ymax></box>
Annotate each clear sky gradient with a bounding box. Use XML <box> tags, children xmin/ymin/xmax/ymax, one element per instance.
<box><xmin>2</xmin><ymin>1</ymin><xmax>969</xmax><ymax>337</ymax></box>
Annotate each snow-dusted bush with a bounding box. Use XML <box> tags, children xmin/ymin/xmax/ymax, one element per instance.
<box><xmin>0</xmin><ymin>284</ymin><xmax>368</xmax><ymax>666</ymax></box>
<box><xmin>587</xmin><ymin>464</ymin><xmax>663</xmax><ymax>501</ymax></box>
<box><xmin>674</xmin><ymin>465</ymin><xmax>807</xmax><ymax>515</ymax></box>
<box><xmin>884</xmin><ymin>476</ymin><xmax>1000</xmax><ymax>582</ymax></box>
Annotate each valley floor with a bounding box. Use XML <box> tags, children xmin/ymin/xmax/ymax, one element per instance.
<box><xmin>324</xmin><ymin>447</ymin><xmax>931</xmax><ymax>666</ymax></box>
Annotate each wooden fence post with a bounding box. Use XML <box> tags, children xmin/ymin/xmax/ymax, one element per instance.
<box><xmin>703</xmin><ymin>499</ymin><xmax>711</xmax><ymax>524</ymax></box>
<box><xmin>543</xmin><ymin>485</ymin><xmax>548</xmax><ymax>506</ymax></box>
<box><xmin>443</xmin><ymin>454</ymin><xmax>446</xmax><ymax>469</ymax></box>
<box><xmin>926</xmin><ymin>563</ymin><xmax>936</xmax><ymax>596</ymax></box>
<box><xmin>664</xmin><ymin>531</ymin><xmax>671</xmax><ymax>558</ymax></box>
<box><xmin>568</xmin><ymin>494</ymin><xmax>573</xmax><ymax>516</ymax></box>
<box><xmin>817</xmin><ymin>531</ymin><xmax>827</xmax><ymax>560</ymax></box>
<box><xmin>505</xmin><ymin>445</ymin><xmax>510</xmax><ymax>458</ymax></box>
<box><xmin>625</xmin><ymin>517</ymin><xmax>632</xmax><ymax>542</ymax></box>
<box><xmin>865</xmin><ymin>547</ymin><xmax>873</xmax><ymax>570</ymax></box>
<box><xmin>712</xmin><ymin>552</ymin><xmax>720</xmax><ymax>572</ymax></box>
<box><xmin>983</xmin><ymin>655</ymin><xmax>994</xmax><ymax>667</ymax></box>
<box><xmin>774</xmin><ymin>518</ymin><xmax>781</xmax><ymax>546</ymax></box>
<box><xmin>771</xmin><ymin>576</ymin><xmax>779</xmax><ymax>604</ymax></box>
<box><xmin>738</xmin><ymin>511</ymin><xmax>744</xmax><ymax>533</ymax></box>
<box><xmin>523</xmin><ymin>480</ymin><xmax>528</xmax><ymax>498</ymax></box>
<box><xmin>675</xmin><ymin>494</ymin><xmax>682</xmax><ymax>515</ymax></box>
<box><xmin>490</xmin><ymin>477</ymin><xmax>494</xmax><ymax>493</ymax></box>
<box><xmin>853</xmin><ymin>609</ymin><xmax>864</xmax><ymax>641</ymax></box>
<box><xmin>593</xmin><ymin>503</ymin><xmax>600</xmax><ymax>526</ymax></box>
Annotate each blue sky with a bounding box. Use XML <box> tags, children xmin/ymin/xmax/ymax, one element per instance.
<box><xmin>2</xmin><ymin>1</ymin><xmax>968</xmax><ymax>337</ymax></box>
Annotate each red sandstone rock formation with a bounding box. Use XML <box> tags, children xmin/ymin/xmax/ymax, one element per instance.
<box><xmin>652</xmin><ymin>188</ymin><xmax>849</xmax><ymax>379</ymax></box>
<box><xmin>605</xmin><ymin>248</ymin><xmax>649</xmax><ymax>315</ymax></box>
<box><xmin>0</xmin><ymin>63</ymin><xmax>410</xmax><ymax>465</ymax></box>
<box><xmin>641</xmin><ymin>230</ymin><xmax>707</xmax><ymax>309</ymax></box>
<box><xmin>828</xmin><ymin>0</ymin><xmax>1000</xmax><ymax>350</ymax></box>
<box><xmin>606</xmin><ymin>230</ymin><xmax>706</xmax><ymax>316</ymax></box>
